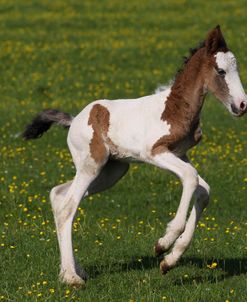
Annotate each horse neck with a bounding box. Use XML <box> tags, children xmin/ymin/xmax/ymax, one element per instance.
<box><xmin>162</xmin><ymin>49</ymin><xmax>207</xmax><ymax>132</ymax></box>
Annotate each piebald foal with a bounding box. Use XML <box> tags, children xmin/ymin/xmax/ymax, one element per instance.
<box><xmin>23</xmin><ymin>26</ymin><xmax>247</xmax><ymax>287</ymax></box>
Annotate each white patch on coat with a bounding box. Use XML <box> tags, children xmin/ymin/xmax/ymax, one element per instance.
<box><xmin>215</xmin><ymin>51</ymin><xmax>246</xmax><ymax>110</ymax></box>
<box><xmin>105</xmin><ymin>89</ymin><xmax>171</xmax><ymax>160</ymax></box>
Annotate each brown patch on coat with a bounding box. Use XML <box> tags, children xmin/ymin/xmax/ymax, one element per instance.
<box><xmin>151</xmin><ymin>48</ymin><xmax>206</xmax><ymax>156</ymax></box>
<box><xmin>205</xmin><ymin>66</ymin><xmax>230</xmax><ymax>103</ymax></box>
<box><xmin>88</xmin><ymin>104</ymin><xmax>117</xmax><ymax>163</ymax></box>
<box><xmin>151</xmin><ymin>26</ymin><xmax>229</xmax><ymax>156</ymax></box>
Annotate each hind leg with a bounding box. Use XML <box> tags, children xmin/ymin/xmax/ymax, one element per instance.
<box><xmin>50</xmin><ymin>160</ymin><xmax>129</xmax><ymax>286</ymax></box>
<box><xmin>86</xmin><ymin>160</ymin><xmax>129</xmax><ymax>196</ymax></box>
<box><xmin>50</xmin><ymin>181</ymin><xmax>73</xmax><ymax>204</ymax></box>
<box><xmin>51</xmin><ymin>167</ymin><xmax>99</xmax><ymax>287</ymax></box>
<box><xmin>50</xmin><ymin>160</ymin><xmax>129</xmax><ymax>202</ymax></box>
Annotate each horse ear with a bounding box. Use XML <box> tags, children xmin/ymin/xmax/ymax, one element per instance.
<box><xmin>205</xmin><ymin>25</ymin><xmax>228</xmax><ymax>54</ymax></box>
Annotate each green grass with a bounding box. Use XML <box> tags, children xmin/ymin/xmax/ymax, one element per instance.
<box><xmin>0</xmin><ymin>0</ymin><xmax>246</xmax><ymax>301</ymax></box>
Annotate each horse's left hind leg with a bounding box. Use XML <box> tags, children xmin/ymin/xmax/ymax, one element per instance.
<box><xmin>50</xmin><ymin>181</ymin><xmax>73</xmax><ymax>204</ymax></box>
<box><xmin>51</xmin><ymin>168</ymin><xmax>99</xmax><ymax>287</ymax></box>
<box><xmin>50</xmin><ymin>160</ymin><xmax>129</xmax><ymax>286</ymax></box>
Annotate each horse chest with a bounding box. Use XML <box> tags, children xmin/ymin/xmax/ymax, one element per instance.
<box><xmin>169</xmin><ymin>124</ymin><xmax>202</xmax><ymax>157</ymax></box>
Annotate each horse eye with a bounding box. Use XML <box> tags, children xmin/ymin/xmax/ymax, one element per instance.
<box><xmin>217</xmin><ymin>68</ymin><xmax>226</xmax><ymax>76</ymax></box>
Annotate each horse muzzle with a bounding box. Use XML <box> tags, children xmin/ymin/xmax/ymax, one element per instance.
<box><xmin>231</xmin><ymin>101</ymin><xmax>247</xmax><ymax>117</ymax></box>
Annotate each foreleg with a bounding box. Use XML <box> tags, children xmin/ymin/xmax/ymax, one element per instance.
<box><xmin>150</xmin><ymin>152</ymin><xmax>199</xmax><ymax>255</ymax></box>
<box><xmin>159</xmin><ymin>175</ymin><xmax>210</xmax><ymax>273</ymax></box>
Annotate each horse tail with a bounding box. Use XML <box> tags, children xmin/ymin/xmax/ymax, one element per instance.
<box><xmin>23</xmin><ymin>109</ymin><xmax>73</xmax><ymax>140</ymax></box>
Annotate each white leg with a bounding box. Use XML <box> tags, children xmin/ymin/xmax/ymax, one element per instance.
<box><xmin>49</xmin><ymin>160</ymin><xmax>129</xmax><ymax>286</ymax></box>
<box><xmin>150</xmin><ymin>152</ymin><xmax>199</xmax><ymax>255</ymax></box>
<box><xmin>50</xmin><ymin>180</ymin><xmax>73</xmax><ymax>204</ymax></box>
<box><xmin>51</xmin><ymin>169</ymin><xmax>98</xmax><ymax>287</ymax></box>
<box><xmin>160</xmin><ymin>175</ymin><xmax>210</xmax><ymax>273</ymax></box>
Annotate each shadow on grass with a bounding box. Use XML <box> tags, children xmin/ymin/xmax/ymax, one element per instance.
<box><xmin>181</xmin><ymin>256</ymin><xmax>246</xmax><ymax>276</ymax></box>
<box><xmin>86</xmin><ymin>255</ymin><xmax>246</xmax><ymax>284</ymax></box>
<box><xmin>175</xmin><ymin>256</ymin><xmax>247</xmax><ymax>285</ymax></box>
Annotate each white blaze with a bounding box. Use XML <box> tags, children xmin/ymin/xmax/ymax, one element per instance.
<box><xmin>215</xmin><ymin>51</ymin><xmax>246</xmax><ymax>109</ymax></box>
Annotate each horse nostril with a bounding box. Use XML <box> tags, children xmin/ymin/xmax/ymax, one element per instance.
<box><xmin>240</xmin><ymin>101</ymin><xmax>247</xmax><ymax>112</ymax></box>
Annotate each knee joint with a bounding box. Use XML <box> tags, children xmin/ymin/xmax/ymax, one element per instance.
<box><xmin>183</xmin><ymin>166</ymin><xmax>198</xmax><ymax>189</ymax></box>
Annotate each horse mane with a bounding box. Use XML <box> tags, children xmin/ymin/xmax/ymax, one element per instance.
<box><xmin>175</xmin><ymin>40</ymin><xmax>206</xmax><ymax>79</ymax></box>
<box><xmin>155</xmin><ymin>40</ymin><xmax>207</xmax><ymax>94</ymax></box>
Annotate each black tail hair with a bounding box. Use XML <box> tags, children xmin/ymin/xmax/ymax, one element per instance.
<box><xmin>23</xmin><ymin>109</ymin><xmax>73</xmax><ymax>140</ymax></box>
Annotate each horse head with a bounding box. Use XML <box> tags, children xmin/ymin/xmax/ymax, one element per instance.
<box><xmin>204</xmin><ymin>25</ymin><xmax>247</xmax><ymax>117</ymax></box>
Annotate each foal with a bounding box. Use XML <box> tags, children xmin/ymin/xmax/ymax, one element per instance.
<box><xmin>23</xmin><ymin>26</ymin><xmax>247</xmax><ymax>287</ymax></box>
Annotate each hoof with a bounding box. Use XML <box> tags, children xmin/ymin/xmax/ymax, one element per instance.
<box><xmin>154</xmin><ymin>242</ymin><xmax>165</xmax><ymax>257</ymax></box>
<box><xmin>60</xmin><ymin>271</ymin><xmax>86</xmax><ymax>288</ymax></box>
<box><xmin>160</xmin><ymin>260</ymin><xmax>171</xmax><ymax>275</ymax></box>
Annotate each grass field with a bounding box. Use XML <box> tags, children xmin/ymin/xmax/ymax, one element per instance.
<box><xmin>0</xmin><ymin>0</ymin><xmax>246</xmax><ymax>301</ymax></box>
